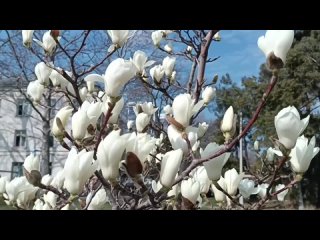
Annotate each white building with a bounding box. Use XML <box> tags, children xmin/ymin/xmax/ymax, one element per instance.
<box><xmin>0</xmin><ymin>81</ymin><xmax>68</xmax><ymax>179</ymax></box>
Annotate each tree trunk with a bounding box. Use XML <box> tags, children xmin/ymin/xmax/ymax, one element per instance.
<box><xmin>40</xmin><ymin>93</ymin><xmax>51</xmax><ymax>176</ymax></box>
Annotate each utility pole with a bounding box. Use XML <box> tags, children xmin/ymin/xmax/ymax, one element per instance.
<box><xmin>239</xmin><ymin>111</ymin><xmax>243</xmax><ymax>205</ymax></box>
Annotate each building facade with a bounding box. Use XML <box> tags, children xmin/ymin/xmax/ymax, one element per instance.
<box><xmin>0</xmin><ymin>81</ymin><xmax>68</xmax><ymax>179</ymax></box>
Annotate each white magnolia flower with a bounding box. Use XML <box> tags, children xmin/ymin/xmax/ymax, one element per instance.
<box><xmin>186</xmin><ymin>45</ymin><xmax>193</xmax><ymax>53</ymax></box>
<box><xmin>213</xmin><ymin>32</ymin><xmax>221</xmax><ymax>41</ymax></box>
<box><xmin>125</xmin><ymin>132</ymin><xmax>157</xmax><ymax>169</ymax></box>
<box><xmin>41</xmin><ymin>174</ymin><xmax>53</xmax><ymax>186</ymax></box>
<box><xmin>164</xmin><ymin>43</ymin><xmax>173</xmax><ymax>53</ymax></box>
<box><xmin>33</xmin><ymin>30</ymin><xmax>58</xmax><ymax>56</ymax></box>
<box><xmin>211</xmin><ymin>176</ymin><xmax>227</xmax><ymax>202</ymax></box>
<box><xmin>202</xmin><ymin>87</ymin><xmax>216</xmax><ymax>104</ymax></box>
<box><xmin>162</xmin><ymin>56</ymin><xmax>176</xmax><ymax>77</ymax></box>
<box><xmin>86</xmin><ymin>188</ymin><xmax>108</xmax><ymax>210</ymax></box>
<box><xmin>190</xmin><ymin>166</ymin><xmax>211</xmax><ymax>194</ymax></box>
<box><xmin>35</xmin><ymin>62</ymin><xmax>53</xmax><ymax>85</ymax></box>
<box><xmin>104</xmin><ymin>97</ymin><xmax>125</xmax><ymax>124</ymax></box>
<box><xmin>254</xmin><ymin>140</ymin><xmax>259</xmax><ymax>151</ymax></box>
<box><xmin>163</xmin><ymin>105</ymin><xmax>172</xmax><ymax>115</ymax></box>
<box><xmin>107</xmin><ymin>30</ymin><xmax>129</xmax><ymax>51</ymax></box>
<box><xmin>131</xmin><ymin>50</ymin><xmax>155</xmax><ymax>74</ymax></box>
<box><xmin>152</xmin><ymin>180</ymin><xmax>177</xmax><ymax>198</ymax></box>
<box><xmin>97</xmin><ymin>130</ymin><xmax>126</xmax><ymax>181</ymax></box>
<box><xmin>79</xmin><ymin>87</ymin><xmax>88</xmax><ymax>101</ymax></box>
<box><xmin>172</xmin><ymin>93</ymin><xmax>204</xmax><ymax>127</ymax></box>
<box><xmin>201</xmin><ymin>142</ymin><xmax>231</xmax><ymax>181</ymax></box>
<box><xmin>4</xmin><ymin>177</ymin><xmax>37</xmax><ymax>207</ymax></box>
<box><xmin>127</xmin><ymin>120</ymin><xmax>134</xmax><ymax>130</ymax></box>
<box><xmin>220</xmin><ymin>106</ymin><xmax>237</xmax><ymax>142</ymax></box>
<box><xmin>52</xmin><ymin>105</ymin><xmax>73</xmax><ymax>139</ymax></box>
<box><xmin>27</xmin><ymin>80</ymin><xmax>44</xmax><ymax>103</ymax></box>
<box><xmin>61</xmin><ymin>204</ymin><xmax>70</xmax><ymax>210</ymax></box>
<box><xmin>150</xmin><ymin>65</ymin><xmax>165</xmax><ymax>83</ymax></box>
<box><xmin>275</xmin><ymin>106</ymin><xmax>309</xmax><ymax>149</ymax></box>
<box><xmin>160</xmin><ymin>149</ymin><xmax>183</xmax><ymax>188</ymax></box>
<box><xmin>266</xmin><ymin>147</ymin><xmax>275</xmax><ymax>162</ymax></box>
<box><xmin>23</xmin><ymin>153</ymin><xmax>40</xmax><ymax>173</ymax></box>
<box><xmin>84</xmin><ymin>74</ymin><xmax>104</xmax><ymax>93</ymax></box>
<box><xmin>104</xmin><ymin>58</ymin><xmax>136</xmax><ymax>97</ymax></box>
<box><xmin>43</xmin><ymin>191</ymin><xmax>58</xmax><ymax>209</ymax></box>
<box><xmin>224</xmin><ymin>168</ymin><xmax>244</xmax><ymax>196</ymax></box>
<box><xmin>168</xmin><ymin>125</ymin><xmax>198</xmax><ymax>155</ymax></box>
<box><xmin>238</xmin><ymin>179</ymin><xmax>259</xmax><ymax>199</ymax></box>
<box><xmin>134</xmin><ymin>102</ymin><xmax>158</xmax><ymax>116</ymax></box>
<box><xmin>71</xmin><ymin>107</ymin><xmax>91</xmax><ymax>141</ymax></box>
<box><xmin>289</xmin><ymin>135</ymin><xmax>319</xmax><ymax>173</ymax></box>
<box><xmin>50</xmin><ymin>170</ymin><xmax>64</xmax><ymax>189</ymax></box>
<box><xmin>0</xmin><ymin>176</ymin><xmax>9</xmax><ymax>194</ymax></box>
<box><xmin>63</xmin><ymin>148</ymin><xmax>97</xmax><ymax>195</ymax></box>
<box><xmin>258</xmin><ymin>30</ymin><xmax>294</xmax><ymax>65</ymax></box>
<box><xmin>197</xmin><ymin>122</ymin><xmax>209</xmax><ymax>138</ymax></box>
<box><xmin>136</xmin><ymin>113</ymin><xmax>150</xmax><ymax>133</ymax></box>
<box><xmin>151</xmin><ymin>30</ymin><xmax>163</xmax><ymax>47</ymax></box>
<box><xmin>22</xmin><ymin>30</ymin><xmax>34</xmax><ymax>48</ymax></box>
<box><xmin>275</xmin><ymin>184</ymin><xmax>288</xmax><ymax>201</ymax></box>
<box><xmin>181</xmin><ymin>178</ymin><xmax>200</xmax><ymax>204</ymax></box>
<box><xmin>257</xmin><ymin>183</ymin><xmax>270</xmax><ymax>198</ymax></box>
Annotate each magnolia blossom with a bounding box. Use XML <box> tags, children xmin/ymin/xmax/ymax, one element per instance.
<box><xmin>258</xmin><ymin>30</ymin><xmax>294</xmax><ymax>65</ymax></box>
<box><xmin>97</xmin><ymin>130</ymin><xmax>126</xmax><ymax>181</ymax></box>
<box><xmin>202</xmin><ymin>87</ymin><xmax>216</xmax><ymax>104</ymax></box>
<box><xmin>22</xmin><ymin>30</ymin><xmax>34</xmax><ymax>48</ymax></box>
<box><xmin>213</xmin><ymin>32</ymin><xmax>221</xmax><ymax>41</ymax></box>
<box><xmin>190</xmin><ymin>166</ymin><xmax>211</xmax><ymax>194</ymax></box>
<box><xmin>136</xmin><ymin>113</ymin><xmax>150</xmax><ymax>133</ymax></box>
<box><xmin>151</xmin><ymin>30</ymin><xmax>163</xmax><ymax>47</ymax></box>
<box><xmin>52</xmin><ymin>105</ymin><xmax>73</xmax><ymax>139</ymax></box>
<box><xmin>84</xmin><ymin>74</ymin><xmax>104</xmax><ymax>93</ymax></box>
<box><xmin>107</xmin><ymin>30</ymin><xmax>129</xmax><ymax>51</ymax></box>
<box><xmin>125</xmin><ymin>132</ymin><xmax>157</xmax><ymax>169</ymax></box>
<box><xmin>197</xmin><ymin>122</ymin><xmax>209</xmax><ymax>138</ymax></box>
<box><xmin>162</xmin><ymin>56</ymin><xmax>176</xmax><ymax>77</ymax></box>
<box><xmin>71</xmin><ymin>107</ymin><xmax>92</xmax><ymax>141</ymax></box>
<box><xmin>50</xmin><ymin>170</ymin><xmax>65</xmax><ymax>189</ymax></box>
<box><xmin>104</xmin><ymin>97</ymin><xmax>125</xmax><ymax>124</ymax></box>
<box><xmin>181</xmin><ymin>178</ymin><xmax>200</xmax><ymax>205</ymax></box>
<box><xmin>186</xmin><ymin>45</ymin><xmax>193</xmax><ymax>53</ymax></box>
<box><xmin>211</xmin><ymin>177</ymin><xmax>227</xmax><ymax>202</ymax></box>
<box><xmin>275</xmin><ymin>106</ymin><xmax>309</xmax><ymax>149</ymax></box>
<box><xmin>86</xmin><ymin>188</ymin><xmax>108</xmax><ymax>210</ymax></box>
<box><xmin>160</xmin><ymin>149</ymin><xmax>183</xmax><ymax>188</ymax></box>
<box><xmin>0</xmin><ymin>176</ymin><xmax>9</xmax><ymax>194</ymax></box>
<box><xmin>35</xmin><ymin>62</ymin><xmax>53</xmax><ymax>85</ymax></box>
<box><xmin>257</xmin><ymin>183</ymin><xmax>269</xmax><ymax>198</ymax></box>
<box><xmin>43</xmin><ymin>191</ymin><xmax>57</xmax><ymax>209</ymax></box>
<box><xmin>163</xmin><ymin>105</ymin><xmax>172</xmax><ymax>115</ymax></box>
<box><xmin>104</xmin><ymin>58</ymin><xmax>136</xmax><ymax>97</ymax></box>
<box><xmin>289</xmin><ymin>135</ymin><xmax>319</xmax><ymax>173</ymax></box>
<box><xmin>131</xmin><ymin>50</ymin><xmax>155</xmax><ymax>74</ymax></box>
<box><xmin>168</xmin><ymin>125</ymin><xmax>198</xmax><ymax>155</ymax></box>
<box><xmin>27</xmin><ymin>80</ymin><xmax>44</xmax><ymax>103</ymax></box>
<box><xmin>79</xmin><ymin>87</ymin><xmax>88</xmax><ymax>101</ymax></box>
<box><xmin>33</xmin><ymin>30</ymin><xmax>58</xmax><ymax>56</ymax></box>
<box><xmin>170</xmin><ymin>71</ymin><xmax>176</xmax><ymax>84</ymax></box>
<box><xmin>152</xmin><ymin>180</ymin><xmax>177</xmax><ymax>198</ymax></box>
<box><xmin>201</xmin><ymin>142</ymin><xmax>231</xmax><ymax>181</ymax></box>
<box><xmin>63</xmin><ymin>148</ymin><xmax>97</xmax><ymax>195</ymax></box>
<box><xmin>266</xmin><ymin>147</ymin><xmax>275</xmax><ymax>162</ymax></box>
<box><xmin>127</xmin><ymin>120</ymin><xmax>134</xmax><ymax>130</ymax></box>
<box><xmin>172</xmin><ymin>93</ymin><xmax>204</xmax><ymax>127</ymax></box>
<box><xmin>275</xmin><ymin>184</ymin><xmax>288</xmax><ymax>201</ymax></box>
<box><xmin>4</xmin><ymin>177</ymin><xmax>37</xmax><ymax>207</ymax></box>
<box><xmin>134</xmin><ymin>102</ymin><xmax>158</xmax><ymax>116</ymax></box>
<box><xmin>238</xmin><ymin>179</ymin><xmax>259</xmax><ymax>199</ymax></box>
<box><xmin>224</xmin><ymin>168</ymin><xmax>244</xmax><ymax>196</ymax></box>
<box><xmin>254</xmin><ymin>140</ymin><xmax>259</xmax><ymax>151</ymax></box>
<box><xmin>220</xmin><ymin>106</ymin><xmax>237</xmax><ymax>142</ymax></box>
<box><xmin>49</xmin><ymin>68</ymin><xmax>67</xmax><ymax>87</ymax></box>
<box><xmin>150</xmin><ymin>65</ymin><xmax>164</xmax><ymax>83</ymax></box>
<box><xmin>23</xmin><ymin>153</ymin><xmax>40</xmax><ymax>173</ymax></box>
<box><xmin>41</xmin><ymin>174</ymin><xmax>53</xmax><ymax>186</ymax></box>
<box><xmin>164</xmin><ymin>43</ymin><xmax>173</xmax><ymax>53</ymax></box>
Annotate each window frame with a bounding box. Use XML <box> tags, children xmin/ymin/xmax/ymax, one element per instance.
<box><xmin>14</xmin><ymin>129</ymin><xmax>27</xmax><ymax>148</ymax></box>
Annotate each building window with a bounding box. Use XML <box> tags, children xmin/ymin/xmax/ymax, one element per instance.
<box><xmin>16</xmin><ymin>99</ymin><xmax>29</xmax><ymax>117</ymax></box>
<box><xmin>14</xmin><ymin>130</ymin><xmax>26</xmax><ymax>147</ymax></box>
<box><xmin>11</xmin><ymin>162</ymin><xmax>23</xmax><ymax>179</ymax></box>
<box><xmin>49</xmin><ymin>135</ymin><xmax>54</xmax><ymax>148</ymax></box>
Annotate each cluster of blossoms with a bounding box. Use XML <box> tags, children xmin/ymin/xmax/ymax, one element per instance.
<box><xmin>0</xmin><ymin>30</ymin><xmax>318</xmax><ymax>210</ymax></box>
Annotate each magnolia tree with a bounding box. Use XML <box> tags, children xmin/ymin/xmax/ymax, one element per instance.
<box><xmin>0</xmin><ymin>30</ymin><xmax>319</xmax><ymax>210</ymax></box>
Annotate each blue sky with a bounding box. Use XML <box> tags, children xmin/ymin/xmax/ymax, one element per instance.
<box><xmin>206</xmin><ymin>30</ymin><xmax>266</xmax><ymax>84</ymax></box>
